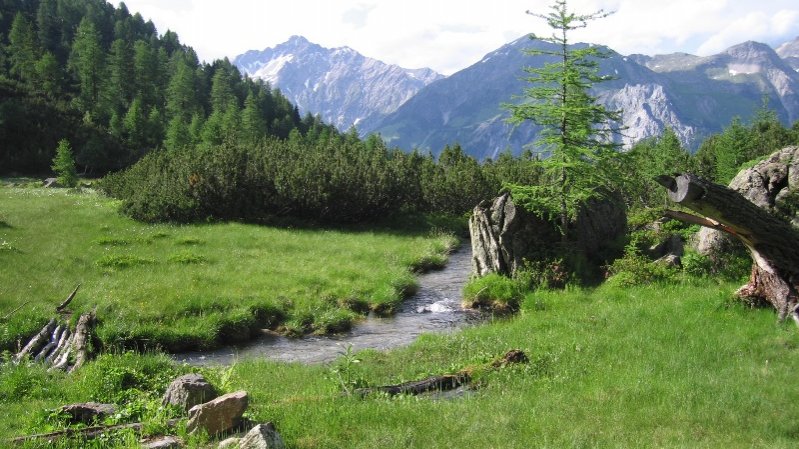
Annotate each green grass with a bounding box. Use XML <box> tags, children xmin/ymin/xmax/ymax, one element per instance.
<box><xmin>0</xmin><ymin>184</ymin><xmax>458</xmax><ymax>351</ymax></box>
<box><xmin>2</xmin><ymin>281</ymin><xmax>798</xmax><ymax>447</ymax></box>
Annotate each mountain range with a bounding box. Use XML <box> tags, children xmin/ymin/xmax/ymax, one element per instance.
<box><xmin>235</xmin><ymin>35</ymin><xmax>799</xmax><ymax>159</ymax></box>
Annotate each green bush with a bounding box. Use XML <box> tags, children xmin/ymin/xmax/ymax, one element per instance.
<box><xmin>605</xmin><ymin>250</ymin><xmax>678</xmax><ymax>288</ymax></box>
<box><xmin>682</xmin><ymin>251</ymin><xmax>714</xmax><ymax>278</ymax></box>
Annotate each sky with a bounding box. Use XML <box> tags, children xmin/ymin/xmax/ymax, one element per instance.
<box><xmin>120</xmin><ymin>0</ymin><xmax>799</xmax><ymax>75</ymax></box>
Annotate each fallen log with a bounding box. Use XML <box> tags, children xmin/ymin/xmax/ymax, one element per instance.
<box><xmin>14</xmin><ymin>319</ymin><xmax>55</xmax><ymax>362</ymax></box>
<box><xmin>1</xmin><ymin>301</ymin><xmax>30</xmax><ymax>322</ymax></box>
<box><xmin>56</xmin><ymin>283</ymin><xmax>81</xmax><ymax>312</ymax></box>
<box><xmin>13</xmin><ymin>311</ymin><xmax>96</xmax><ymax>372</ymax></box>
<box><xmin>355</xmin><ymin>372</ymin><xmax>471</xmax><ymax>397</ymax></box>
<box><xmin>354</xmin><ymin>350</ymin><xmax>529</xmax><ymax>397</ymax></box>
<box><xmin>69</xmin><ymin>311</ymin><xmax>95</xmax><ymax>373</ymax></box>
<box><xmin>656</xmin><ymin>174</ymin><xmax>799</xmax><ymax>324</ymax></box>
<box><xmin>8</xmin><ymin>418</ymin><xmax>180</xmax><ymax>445</ymax></box>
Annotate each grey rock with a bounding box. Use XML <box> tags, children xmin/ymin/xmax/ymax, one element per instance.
<box><xmin>469</xmin><ymin>192</ymin><xmax>625</xmax><ymax>280</ymax></box>
<box><xmin>657</xmin><ymin>254</ymin><xmax>682</xmax><ymax>268</ymax></box>
<box><xmin>187</xmin><ymin>390</ymin><xmax>249</xmax><ymax>436</ymax></box>
<box><xmin>142</xmin><ymin>436</ymin><xmax>183</xmax><ymax>449</ymax></box>
<box><xmin>218</xmin><ymin>437</ymin><xmax>242</xmax><ymax>449</ymax></box>
<box><xmin>649</xmin><ymin>234</ymin><xmax>685</xmax><ymax>259</ymax></box>
<box><xmin>239</xmin><ymin>423</ymin><xmax>285</xmax><ymax>449</ymax></box>
<box><xmin>469</xmin><ymin>192</ymin><xmax>559</xmax><ymax>277</ymax></box>
<box><xmin>60</xmin><ymin>402</ymin><xmax>115</xmax><ymax>424</ymax></box>
<box><xmin>162</xmin><ymin>373</ymin><xmax>217</xmax><ymax>412</ymax></box>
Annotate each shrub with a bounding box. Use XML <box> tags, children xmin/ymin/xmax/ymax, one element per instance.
<box><xmin>605</xmin><ymin>250</ymin><xmax>678</xmax><ymax>288</ymax></box>
<box><xmin>682</xmin><ymin>251</ymin><xmax>713</xmax><ymax>278</ymax></box>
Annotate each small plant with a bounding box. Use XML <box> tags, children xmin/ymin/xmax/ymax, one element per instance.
<box><xmin>168</xmin><ymin>252</ymin><xmax>208</xmax><ymax>264</ymax></box>
<box><xmin>95</xmin><ymin>254</ymin><xmax>155</xmax><ymax>269</ymax></box>
<box><xmin>176</xmin><ymin>237</ymin><xmax>204</xmax><ymax>246</ymax></box>
<box><xmin>329</xmin><ymin>344</ymin><xmax>366</xmax><ymax>395</ymax></box>
<box><xmin>0</xmin><ymin>239</ymin><xmax>17</xmax><ymax>252</ymax></box>
<box><xmin>94</xmin><ymin>237</ymin><xmax>131</xmax><ymax>246</ymax></box>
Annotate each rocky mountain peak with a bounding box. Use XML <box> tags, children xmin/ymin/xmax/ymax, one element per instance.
<box><xmin>777</xmin><ymin>37</ymin><xmax>799</xmax><ymax>71</ymax></box>
<box><xmin>777</xmin><ymin>36</ymin><xmax>799</xmax><ymax>58</ymax></box>
<box><xmin>233</xmin><ymin>36</ymin><xmax>443</xmax><ymax>130</ymax></box>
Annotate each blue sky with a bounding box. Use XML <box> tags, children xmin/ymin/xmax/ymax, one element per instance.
<box><xmin>121</xmin><ymin>0</ymin><xmax>799</xmax><ymax>75</ymax></box>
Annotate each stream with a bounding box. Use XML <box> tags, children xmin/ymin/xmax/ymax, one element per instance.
<box><xmin>174</xmin><ymin>246</ymin><xmax>480</xmax><ymax>365</ymax></box>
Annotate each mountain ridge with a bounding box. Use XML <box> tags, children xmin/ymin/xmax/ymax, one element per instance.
<box><xmin>234</xmin><ymin>35</ymin><xmax>799</xmax><ymax>159</ymax></box>
<box><xmin>234</xmin><ymin>36</ymin><xmax>443</xmax><ymax>130</ymax></box>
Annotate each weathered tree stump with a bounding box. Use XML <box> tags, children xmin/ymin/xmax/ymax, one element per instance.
<box><xmin>656</xmin><ymin>173</ymin><xmax>799</xmax><ymax>325</ymax></box>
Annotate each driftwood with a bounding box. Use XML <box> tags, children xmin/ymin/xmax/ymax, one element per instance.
<box><xmin>56</xmin><ymin>283</ymin><xmax>81</xmax><ymax>312</ymax></box>
<box><xmin>69</xmin><ymin>310</ymin><xmax>95</xmax><ymax>372</ymax></box>
<box><xmin>8</xmin><ymin>418</ymin><xmax>180</xmax><ymax>445</ymax></box>
<box><xmin>13</xmin><ymin>311</ymin><xmax>96</xmax><ymax>372</ymax></box>
<box><xmin>354</xmin><ymin>350</ymin><xmax>529</xmax><ymax>397</ymax></box>
<box><xmin>656</xmin><ymin>174</ymin><xmax>799</xmax><ymax>324</ymax></box>
<box><xmin>1</xmin><ymin>301</ymin><xmax>30</xmax><ymax>322</ymax></box>
<box><xmin>355</xmin><ymin>372</ymin><xmax>471</xmax><ymax>397</ymax></box>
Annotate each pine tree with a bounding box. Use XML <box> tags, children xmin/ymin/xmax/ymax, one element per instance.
<box><xmin>504</xmin><ymin>0</ymin><xmax>622</xmax><ymax>240</ymax></box>
<box><xmin>69</xmin><ymin>17</ymin><xmax>105</xmax><ymax>116</ymax></box>
<box><xmin>105</xmin><ymin>38</ymin><xmax>135</xmax><ymax>115</ymax></box>
<box><xmin>8</xmin><ymin>12</ymin><xmax>40</xmax><ymax>84</ymax></box>
<box><xmin>33</xmin><ymin>51</ymin><xmax>61</xmax><ymax>97</ymax></box>
<box><xmin>51</xmin><ymin>138</ymin><xmax>78</xmax><ymax>187</ymax></box>
<box><xmin>36</xmin><ymin>0</ymin><xmax>61</xmax><ymax>56</ymax></box>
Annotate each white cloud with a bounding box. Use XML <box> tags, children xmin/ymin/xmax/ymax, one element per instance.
<box><xmin>121</xmin><ymin>0</ymin><xmax>799</xmax><ymax>75</ymax></box>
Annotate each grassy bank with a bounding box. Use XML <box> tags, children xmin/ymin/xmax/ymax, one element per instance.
<box><xmin>2</xmin><ymin>281</ymin><xmax>798</xmax><ymax>447</ymax></box>
<box><xmin>0</xmin><ymin>183</ymin><xmax>458</xmax><ymax>351</ymax></box>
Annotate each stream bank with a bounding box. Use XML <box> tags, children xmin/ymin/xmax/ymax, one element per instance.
<box><xmin>174</xmin><ymin>246</ymin><xmax>480</xmax><ymax>365</ymax></box>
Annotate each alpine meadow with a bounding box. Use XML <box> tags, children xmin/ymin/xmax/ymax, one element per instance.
<box><xmin>2</xmin><ymin>0</ymin><xmax>799</xmax><ymax>448</ymax></box>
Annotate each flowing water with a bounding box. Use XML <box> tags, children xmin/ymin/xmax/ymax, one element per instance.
<box><xmin>174</xmin><ymin>246</ymin><xmax>480</xmax><ymax>365</ymax></box>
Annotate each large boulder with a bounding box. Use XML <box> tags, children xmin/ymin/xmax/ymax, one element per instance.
<box><xmin>469</xmin><ymin>192</ymin><xmax>559</xmax><ymax>277</ymax></box>
<box><xmin>469</xmin><ymin>192</ymin><xmax>625</xmax><ymax>279</ymax></box>
<box><xmin>162</xmin><ymin>374</ymin><xmax>218</xmax><ymax>413</ymax></box>
<box><xmin>697</xmin><ymin>146</ymin><xmax>799</xmax><ymax>255</ymax></box>
<box><xmin>187</xmin><ymin>391</ymin><xmax>249</xmax><ymax>436</ymax></box>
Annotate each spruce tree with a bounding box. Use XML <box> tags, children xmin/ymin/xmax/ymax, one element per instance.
<box><xmin>51</xmin><ymin>139</ymin><xmax>78</xmax><ymax>187</ymax></box>
<box><xmin>505</xmin><ymin>0</ymin><xmax>622</xmax><ymax>240</ymax></box>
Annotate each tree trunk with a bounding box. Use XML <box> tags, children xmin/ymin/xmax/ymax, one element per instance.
<box><xmin>656</xmin><ymin>174</ymin><xmax>799</xmax><ymax>324</ymax></box>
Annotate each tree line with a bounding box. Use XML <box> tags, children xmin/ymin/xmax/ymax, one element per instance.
<box><xmin>0</xmin><ymin>0</ymin><xmax>326</xmax><ymax>175</ymax></box>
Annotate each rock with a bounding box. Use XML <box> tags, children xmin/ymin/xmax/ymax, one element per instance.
<box><xmin>469</xmin><ymin>192</ymin><xmax>625</xmax><ymax>280</ymax></box>
<box><xmin>218</xmin><ymin>437</ymin><xmax>242</xmax><ymax>449</ymax></box>
<box><xmin>572</xmin><ymin>193</ymin><xmax>627</xmax><ymax>260</ymax></box>
<box><xmin>162</xmin><ymin>374</ymin><xmax>218</xmax><ymax>412</ymax></box>
<box><xmin>657</xmin><ymin>254</ymin><xmax>682</xmax><ymax>268</ymax></box>
<box><xmin>60</xmin><ymin>402</ymin><xmax>116</xmax><ymax>424</ymax></box>
<box><xmin>239</xmin><ymin>423</ymin><xmax>286</xmax><ymax>449</ymax></box>
<box><xmin>141</xmin><ymin>435</ymin><xmax>184</xmax><ymax>449</ymax></box>
<box><xmin>187</xmin><ymin>390</ymin><xmax>249</xmax><ymax>436</ymax></box>
<box><xmin>469</xmin><ymin>192</ymin><xmax>559</xmax><ymax>277</ymax></box>
<box><xmin>696</xmin><ymin>146</ymin><xmax>799</xmax><ymax>256</ymax></box>
<box><xmin>648</xmin><ymin>234</ymin><xmax>684</xmax><ymax>259</ymax></box>
<box><xmin>43</xmin><ymin>177</ymin><xmax>59</xmax><ymax>188</ymax></box>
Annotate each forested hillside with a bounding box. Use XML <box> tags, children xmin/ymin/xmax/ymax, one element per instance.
<box><xmin>0</xmin><ymin>0</ymin><xmax>326</xmax><ymax>175</ymax></box>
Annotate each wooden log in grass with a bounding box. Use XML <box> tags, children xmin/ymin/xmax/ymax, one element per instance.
<box><xmin>8</xmin><ymin>419</ymin><xmax>181</xmax><ymax>445</ymax></box>
<box><xmin>355</xmin><ymin>349</ymin><xmax>529</xmax><ymax>397</ymax></box>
